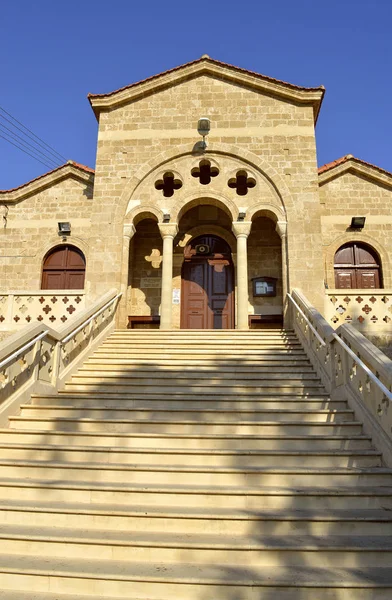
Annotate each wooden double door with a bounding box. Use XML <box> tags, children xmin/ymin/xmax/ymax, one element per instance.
<box><xmin>334</xmin><ymin>243</ymin><xmax>381</xmax><ymax>289</ymax></box>
<box><xmin>42</xmin><ymin>245</ymin><xmax>86</xmax><ymax>290</ymax></box>
<box><xmin>181</xmin><ymin>235</ymin><xmax>235</xmax><ymax>329</ymax></box>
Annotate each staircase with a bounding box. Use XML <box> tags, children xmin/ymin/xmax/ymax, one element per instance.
<box><xmin>0</xmin><ymin>328</ymin><xmax>391</xmax><ymax>599</ymax></box>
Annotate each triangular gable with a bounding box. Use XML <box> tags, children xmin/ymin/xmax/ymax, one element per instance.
<box><xmin>0</xmin><ymin>161</ymin><xmax>94</xmax><ymax>203</ymax></box>
<box><xmin>88</xmin><ymin>55</ymin><xmax>324</xmax><ymax>123</ymax></box>
<box><xmin>318</xmin><ymin>155</ymin><xmax>392</xmax><ymax>189</ymax></box>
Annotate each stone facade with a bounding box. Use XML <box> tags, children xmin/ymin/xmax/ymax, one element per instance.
<box><xmin>1</xmin><ymin>57</ymin><xmax>392</xmax><ymax>332</ymax></box>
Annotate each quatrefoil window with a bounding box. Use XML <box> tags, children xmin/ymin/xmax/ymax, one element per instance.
<box><xmin>155</xmin><ymin>172</ymin><xmax>183</xmax><ymax>197</ymax></box>
<box><xmin>228</xmin><ymin>170</ymin><xmax>256</xmax><ymax>196</ymax></box>
<box><xmin>191</xmin><ymin>160</ymin><xmax>219</xmax><ymax>185</ymax></box>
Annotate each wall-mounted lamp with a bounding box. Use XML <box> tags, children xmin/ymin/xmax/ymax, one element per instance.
<box><xmin>197</xmin><ymin>117</ymin><xmax>210</xmax><ymax>150</ymax></box>
<box><xmin>162</xmin><ymin>213</ymin><xmax>171</xmax><ymax>223</ymax></box>
<box><xmin>58</xmin><ymin>222</ymin><xmax>71</xmax><ymax>235</ymax></box>
<box><xmin>238</xmin><ymin>211</ymin><xmax>246</xmax><ymax>221</ymax></box>
<box><xmin>350</xmin><ymin>216</ymin><xmax>366</xmax><ymax>229</ymax></box>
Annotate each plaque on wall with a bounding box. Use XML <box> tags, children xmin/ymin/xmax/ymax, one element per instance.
<box><xmin>252</xmin><ymin>276</ymin><xmax>277</xmax><ymax>297</ymax></box>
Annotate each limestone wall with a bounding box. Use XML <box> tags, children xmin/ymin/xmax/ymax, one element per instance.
<box><xmin>320</xmin><ymin>171</ymin><xmax>392</xmax><ymax>288</ymax></box>
<box><xmin>1</xmin><ymin>177</ymin><xmax>93</xmax><ymax>291</ymax></box>
<box><xmin>89</xmin><ymin>73</ymin><xmax>324</xmax><ymax>310</ymax></box>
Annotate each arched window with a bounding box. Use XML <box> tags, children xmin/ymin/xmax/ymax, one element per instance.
<box><xmin>334</xmin><ymin>242</ymin><xmax>382</xmax><ymax>289</ymax></box>
<box><xmin>41</xmin><ymin>245</ymin><xmax>86</xmax><ymax>290</ymax></box>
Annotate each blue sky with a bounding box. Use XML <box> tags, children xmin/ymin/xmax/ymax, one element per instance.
<box><xmin>1</xmin><ymin>0</ymin><xmax>391</xmax><ymax>189</ymax></box>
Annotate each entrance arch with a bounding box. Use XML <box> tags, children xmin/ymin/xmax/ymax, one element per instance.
<box><xmin>181</xmin><ymin>235</ymin><xmax>235</xmax><ymax>329</ymax></box>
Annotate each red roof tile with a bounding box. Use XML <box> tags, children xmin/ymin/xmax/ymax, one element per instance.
<box><xmin>318</xmin><ymin>155</ymin><xmax>392</xmax><ymax>178</ymax></box>
<box><xmin>88</xmin><ymin>55</ymin><xmax>325</xmax><ymax>100</ymax></box>
<box><xmin>0</xmin><ymin>161</ymin><xmax>94</xmax><ymax>194</ymax></box>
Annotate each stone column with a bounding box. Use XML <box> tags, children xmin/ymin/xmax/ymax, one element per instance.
<box><xmin>232</xmin><ymin>222</ymin><xmax>252</xmax><ymax>330</ymax></box>
<box><xmin>117</xmin><ymin>223</ymin><xmax>136</xmax><ymax>328</ymax></box>
<box><xmin>158</xmin><ymin>223</ymin><xmax>178</xmax><ymax>329</ymax></box>
<box><xmin>275</xmin><ymin>221</ymin><xmax>288</xmax><ymax>298</ymax></box>
<box><xmin>275</xmin><ymin>220</ymin><xmax>289</xmax><ymax>325</ymax></box>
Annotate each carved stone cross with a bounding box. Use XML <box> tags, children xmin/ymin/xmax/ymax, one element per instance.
<box><xmin>228</xmin><ymin>170</ymin><xmax>256</xmax><ymax>196</ymax></box>
<box><xmin>191</xmin><ymin>160</ymin><xmax>219</xmax><ymax>185</ymax></box>
<box><xmin>155</xmin><ymin>172</ymin><xmax>183</xmax><ymax>197</ymax></box>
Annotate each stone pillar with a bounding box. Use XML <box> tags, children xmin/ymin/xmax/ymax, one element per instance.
<box><xmin>275</xmin><ymin>220</ymin><xmax>289</xmax><ymax>325</ymax></box>
<box><xmin>158</xmin><ymin>223</ymin><xmax>178</xmax><ymax>329</ymax></box>
<box><xmin>117</xmin><ymin>223</ymin><xmax>136</xmax><ymax>328</ymax></box>
<box><xmin>232</xmin><ymin>222</ymin><xmax>252</xmax><ymax>330</ymax></box>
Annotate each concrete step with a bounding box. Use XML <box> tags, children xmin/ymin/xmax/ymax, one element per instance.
<box><xmin>57</xmin><ymin>389</ymin><xmax>331</xmax><ymax>399</ymax></box>
<box><xmin>82</xmin><ymin>363</ymin><xmax>316</xmax><ymax>373</ymax></box>
<box><xmin>0</xmin><ymin>460</ymin><xmax>390</xmax><ymax>486</ymax></box>
<box><xmin>1</xmin><ymin>500</ymin><xmax>390</xmax><ymax>535</ymax></box>
<box><xmin>91</xmin><ymin>350</ymin><xmax>310</xmax><ymax>360</ymax></box>
<box><xmin>8</xmin><ymin>416</ymin><xmax>364</xmax><ymax>435</ymax></box>
<box><xmin>0</xmin><ymin>444</ymin><xmax>381</xmax><ymax>468</ymax></box>
<box><xmin>18</xmin><ymin>406</ymin><xmax>355</xmax><ymax>423</ymax></box>
<box><xmin>63</xmin><ymin>383</ymin><xmax>327</xmax><ymax>395</ymax></box>
<box><xmin>87</xmin><ymin>357</ymin><xmax>313</xmax><ymax>366</ymax></box>
<box><xmin>70</xmin><ymin>371</ymin><xmax>321</xmax><ymax>382</ymax></box>
<box><xmin>111</xmin><ymin>329</ymin><xmax>295</xmax><ymax>336</ymax></box>
<box><xmin>93</xmin><ymin>348</ymin><xmax>308</xmax><ymax>356</ymax></box>
<box><xmin>0</xmin><ymin>555</ymin><xmax>391</xmax><ymax>599</ymax></box>
<box><xmin>2</xmin><ymin>525</ymin><xmax>392</xmax><ymax>567</ymax></box>
<box><xmin>30</xmin><ymin>395</ymin><xmax>349</xmax><ymax>411</ymax></box>
<box><xmin>0</xmin><ymin>479</ymin><xmax>391</xmax><ymax>509</ymax></box>
<box><xmin>0</xmin><ymin>429</ymin><xmax>373</xmax><ymax>450</ymax></box>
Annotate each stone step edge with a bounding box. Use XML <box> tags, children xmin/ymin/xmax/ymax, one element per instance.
<box><xmin>0</xmin><ymin>443</ymin><xmax>379</xmax><ymax>458</ymax></box>
<box><xmin>1</xmin><ymin>502</ymin><xmax>390</xmax><ymax>522</ymax></box>
<box><xmin>19</xmin><ymin>406</ymin><xmax>353</xmax><ymax>415</ymax></box>
<box><xmin>0</xmin><ymin>459</ymin><xmax>389</xmax><ymax>475</ymax></box>
<box><xmin>0</xmin><ymin>478</ymin><xmax>391</xmax><ymax>496</ymax></box>
<box><xmin>2</xmin><ymin>528</ymin><xmax>392</xmax><ymax>552</ymax></box>
<box><xmin>30</xmin><ymin>397</ymin><xmax>340</xmax><ymax>404</ymax></box>
<box><xmin>0</xmin><ymin>560</ymin><xmax>391</xmax><ymax>588</ymax></box>
<box><xmin>9</xmin><ymin>417</ymin><xmax>361</xmax><ymax>425</ymax></box>
<box><xmin>55</xmin><ymin>391</ymin><xmax>331</xmax><ymax>398</ymax></box>
<box><xmin>0</xmin><ymin>428</ymin><xmax>370</xmax><ymax>440</ymax></box>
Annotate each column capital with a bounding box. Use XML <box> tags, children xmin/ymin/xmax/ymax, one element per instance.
<box><xmin>123</xmin><ymin>223</ymin><xmax>136</xmax><ymax>239</ymax></box>
<box><xmin>275</xmin><ymin>221</ymin><xmax>287</xmax><ymax>239</ymax></box>
<box><xmin>232</xmin><ymin>221</ymin><xmax>252</xmax><ymax>239</ymax></box>
<box><xmin>158</xmin><ymin>223</ymin><xmax>179</xmax><ymax>239</ymax></box>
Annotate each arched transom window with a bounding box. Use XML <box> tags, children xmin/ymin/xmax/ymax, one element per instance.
<box><xmin>41</xmin><ymin>245</ymin><xmax>86</xmax><ymax>290</ymax></box>
<box><xmin>334</xmin><ymin>242</ymin><xmax>382</xmax><ymax>289</ymax></box>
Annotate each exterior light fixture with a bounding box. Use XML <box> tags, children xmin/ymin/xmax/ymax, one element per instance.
<box><xmin>238</xmin><ymin>211</ymin><xmax>246</xmax><ymax>221</ymax></box>
<box><xmin>58</xmin><ymin>222</ymin><xmax>71</xmax><ymax>235</ymax></box>
<box><xmin>197</xmin><ymin>117</ymin><xmax>210</xmax><ymax>150</ymax></box>
<box><xmin>350</xmin><ymin>216</ymin><xmax>366</xmax><ymax>229</ymax></box>
<box><xmin>162</xmin><ymin>213</ymin><xmax>171</xmax><ymax>223</ymax></box>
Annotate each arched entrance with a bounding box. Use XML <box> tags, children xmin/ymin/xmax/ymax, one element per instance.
<box><xmin>334</xmin><ymin>242</ymin><xmax>382</xmax><ymax>289</ymax></box>
<box><xmin>41</xmin><ymin>245</ymin><xmax>86</xmax><ymax>290</ymax></box>
<box><xmin>181</xmin><ymin>235</ymin><xmax>235</xmax><ymax>329</ymax></box>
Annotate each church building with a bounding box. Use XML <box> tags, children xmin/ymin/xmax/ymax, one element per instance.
<box><xmin>1</xmin><ymin>55</ymin><xmax>392</xmax><ymax>339</ymax></box>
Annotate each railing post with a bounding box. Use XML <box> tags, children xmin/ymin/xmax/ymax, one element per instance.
<box><xmin>50</xmin><ymin>340</ymin><xmax>62</xmax><ymax>388</ymax></box>
<box><xmin>6</xmin><ymin>294</ymin><xmax>14</xmax><ymax>329</ymax></box>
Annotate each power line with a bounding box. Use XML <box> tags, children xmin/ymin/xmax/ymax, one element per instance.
<box><xmin>0</xmin><ymin>105</ymin><xmax>67</xmax><ymax>163</ymax></box>
<box><xmin>0</xmin><ymin>132</ymin><xmax>57</xmax><ymax>170</ymax></box>
<box><xmin>0</xmin><ymin>122</ymin><xmax>60</xmax><ymax>168</ymax></box>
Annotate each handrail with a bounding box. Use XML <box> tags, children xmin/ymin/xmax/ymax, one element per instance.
<box><xmin>60</xmin><ymin>293</ymin><xmax>122</xmax><ymax>344</ymax></box>
<box><xmin>0</xmin><ymin>330</ymin><xmax>49</xmax><ymax>370</ymax></box>
<box><xmin>287</xmin><ymin>293</ymin><xmax>326</xmax><ymax>347</ymax></box>
<box><xmin>333</xmin><ymin>333</ymin><xmax>392</xmax><ymax>403</ymax></box>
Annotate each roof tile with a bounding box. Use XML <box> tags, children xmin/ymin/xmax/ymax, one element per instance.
<box><xmin>88</xmin><ymin>55</ymin><xmax>324</xmax><ymax>100</ymax></box>
<box><xmin>0</xmin><ymin>161</ymin><xmax>94</xmax><ymax>194</ymax></box>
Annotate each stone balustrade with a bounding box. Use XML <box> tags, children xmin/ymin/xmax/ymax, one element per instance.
<box><xmin>0</xmin><ymin>291</ymin><xmax>85</xmax><ymax>331</ymax></box>
<box><xmin>0</xmin><ymin>290</ymin><xmax>120</xmax><ymax>426</ymax></box>
<box><xmin>325</xmin><ymin>289</ymin><xmax>392</xmax><ymax>332</ymax></box>
<box><xmin>289</xmin><ymin>289</ymin><xmax>392</xmax><ymax>466</ymax></box>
